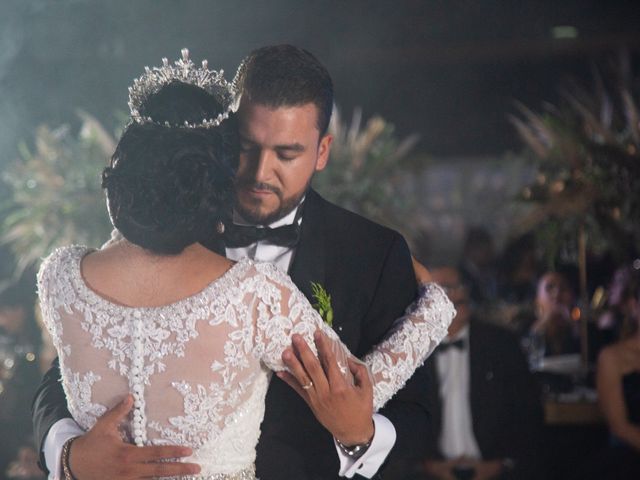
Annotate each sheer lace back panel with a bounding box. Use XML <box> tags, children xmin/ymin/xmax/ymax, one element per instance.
<box><xmin>38</xmin><ymin>245</ymin><xmax>454</xmax><ymax>477</ymax></box>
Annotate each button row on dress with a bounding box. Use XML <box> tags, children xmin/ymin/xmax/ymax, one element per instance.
<box><xmin>131</xmin><ymin>315</ymin><xmax>147</xmax><ymax>446</ymax></box>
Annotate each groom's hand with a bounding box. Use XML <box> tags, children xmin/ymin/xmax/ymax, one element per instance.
<box><xmin>278</xmin><ymin>331</ymin><xmax>375</xmax><ymax>446</ymax></box>
<box><xmin>68</xmin><ymin>395</ymin><xmax>200</xmax><ymax>479</ymax></box>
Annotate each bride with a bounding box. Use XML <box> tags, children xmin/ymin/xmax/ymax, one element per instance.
<box><xmin>37</xmin><ymin>52</ymin><xmax>454</xmax><ymax>479</ymax></box>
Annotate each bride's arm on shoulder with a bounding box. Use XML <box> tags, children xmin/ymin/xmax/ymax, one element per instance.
<box><xmin>250</xmin><ymin>263</ymin><xmax>344</xmax><ymax>372</ymax></box>
<box><xmin>363</xmin><ymin>281</ymin><xmax>452</xmax><ymax>409</ymax></box>
<box><xmin>251</xmin><ymin>261</ymin><xmax>454</xmax><ymax>410</ymax></box>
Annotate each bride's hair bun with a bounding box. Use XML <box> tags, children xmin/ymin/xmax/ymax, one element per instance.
<box><xmin>102</xmin><ymin>82</ymin><xmax>238</xmax><ymax>255</ymax></box>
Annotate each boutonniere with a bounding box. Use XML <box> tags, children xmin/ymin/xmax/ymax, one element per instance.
<box><xmin>311</xmin><ymin>282</ymin><xmax>334</xmax><ymax>327</ymax></box>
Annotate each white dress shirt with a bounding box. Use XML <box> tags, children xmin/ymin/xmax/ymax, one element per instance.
<box><xmin>436</xmin><ymin>326</ymin><xmax>482</xmax><ymax>460</ymax></box>
<box><xmin>43</xmin><ymin>205</ymin><xmax>396</xmax><ymax>479</ymax></box>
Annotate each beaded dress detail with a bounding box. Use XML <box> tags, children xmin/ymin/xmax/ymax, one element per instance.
<box><xmin>38</xmin><ymin>245</ymin><xmax>454</xmax><ymax>479</ymax></box>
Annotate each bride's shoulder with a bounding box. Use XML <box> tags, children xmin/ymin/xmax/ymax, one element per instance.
<box><xmin>38</xmin><ymin>245</ymin><xmax>90</xmax><ymax>285</ymax></box>
<box><xmin>248</xmin><ymin>260</ymin><xmax>293</xmax><ymax>283</ymax></box>
<box><xmin>41</xmin><ymin>244</ymin><xmax>91</xmax><ymax>267</ymax></box>
<box><xmin>233</xmin><ymin>259</ymin><xmax>297</xmax><ymax>290</ymax></box>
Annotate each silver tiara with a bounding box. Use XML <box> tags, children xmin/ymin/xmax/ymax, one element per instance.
<box><xmin>128</xmin><ymin>48</ymin><xmax>239</xmax><ymax>129</ymax></box>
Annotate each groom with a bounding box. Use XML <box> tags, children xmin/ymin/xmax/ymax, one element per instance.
<box><xmin>32</xmin><ymin>45</ymin><xmax>430</xmax><ymax>479</ymax></box>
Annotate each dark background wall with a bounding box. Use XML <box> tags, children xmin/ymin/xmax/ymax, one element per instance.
<box><xmin>1</xmin><ymin>0</ymin><xmax>639</xmax><ymax>166</ymax></box>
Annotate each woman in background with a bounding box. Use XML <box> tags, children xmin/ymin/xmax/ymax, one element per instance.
<box><xmin>595</xmin><ymin>265</ymin><xmax>640</xmax><ymax>478</ymax></box>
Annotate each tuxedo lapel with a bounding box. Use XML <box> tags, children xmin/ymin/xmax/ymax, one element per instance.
<box><xmin>288</xmin><ymin>189</ymin><xmax>327</xmax><ymax>302</ymax></box>
<box><xmin>469</xmin><ymin>322</ymin><xmax>482</xmax><ymax>441</ymax></box>
<box><xmin>424</xmin><ymin>358</ymin><xmax>443</xmax><ymax>456</ymax></box>
<box><xmin>469</xmin><ymin>321</ymin><xmax>492</xmax><ymax>457</ymax></box>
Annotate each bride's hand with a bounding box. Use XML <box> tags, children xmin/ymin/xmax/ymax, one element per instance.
<box><xmin>412</xmin><ymin>256</ymin><xmax>432</xmax><ymax>284</ymax></box>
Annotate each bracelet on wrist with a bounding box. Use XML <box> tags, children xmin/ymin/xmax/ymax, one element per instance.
<box><xmin>61</xmin><ymin>436</ymin><xmax>80</xmax><ymax>480</ymax></box>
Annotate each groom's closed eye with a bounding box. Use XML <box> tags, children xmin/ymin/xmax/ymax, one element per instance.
<box><xmin>239</xmin><ymin>138</ymin><xmax>305</xmax><ymax>162</ymax></box>
<box><xmin>274</xmin><ymin>145</ymin><xmax>305</xmax><ymax>161</ymax></box>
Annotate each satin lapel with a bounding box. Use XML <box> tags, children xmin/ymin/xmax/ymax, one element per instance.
<box><xmin>468</xmin><ymin>321</ymin><xmax>485</xmax><ymax>450</ymax></box>
<box><xmin>428</xmin><ymin>358</ymin><xmax>442</xmax><ymax>442</ymax></box>
<box><xmin>287</xmin><ymin>189</ymin><xmax>327</xmax><ymax>303</ymax></box>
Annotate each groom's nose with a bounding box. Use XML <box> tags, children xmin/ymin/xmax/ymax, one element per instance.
<box><xmin>253</xmin><ymin>149</ymin><xmax>277</xmax><ymax>183</ymax></box>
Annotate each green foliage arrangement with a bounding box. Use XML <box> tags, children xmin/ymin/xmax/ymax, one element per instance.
<box><xmin>313</xmin><ymin>107</ymin><xmax>420</xmax><ymax>236</ymax></box>
<box><xmin>510</xmin><ymin>53</ymin><xmax>640</xmax><ymax>268</ymax></box>
<box><xmin>1</xmin><ymin>112</ymin><xmax>116</xmax><ymax>273</ymax></box>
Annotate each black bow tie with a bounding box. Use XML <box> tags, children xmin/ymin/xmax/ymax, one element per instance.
<box><xmin>436</xmin><ymin>338</ymin><xmax>466</xmax><ymax>353</ymax></box>
<box><xmin>223</xmin><ymin>222</ymin><xmax>301</xmax><ymax>248</ymax></box>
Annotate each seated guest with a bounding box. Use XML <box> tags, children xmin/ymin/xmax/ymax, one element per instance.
<box><xmin>531</xmin><ymin>271</ymin><xmax>579</xmax><ymax>356</ymax></box>
<box><xmin>514</xmin><ymin>270</ymin><xmax>579</xmax><ymax>359</ymax></box>
<box><xmin>598</xmin><ymin>265</ymin><xmax>640</xmax><ymax>343</ymax></box>
<box><xmin>595</xmin><ymin>266</ymin><xmax>640</xmax><ymax>478</ymax></box>
<box><xmin>418</xmin><ymin>266</ymin><xmax>543</xmax><ymax>480</ymax></box>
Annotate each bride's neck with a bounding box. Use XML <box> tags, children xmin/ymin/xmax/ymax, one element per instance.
<box><xmin>117</xmin><ymin>239</ymin><xmax>218</xmax><ymax>264</ymax></box>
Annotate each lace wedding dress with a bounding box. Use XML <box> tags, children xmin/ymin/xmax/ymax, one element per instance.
<box><xmin>38</xmin><ymin>245</ymin><xmax>454</xmax><ymax>479</ymax></box>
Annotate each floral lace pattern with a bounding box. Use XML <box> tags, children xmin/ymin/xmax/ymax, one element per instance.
<box><xmin>38</xmin><ymin>245</ymin><xmax>454</xmax><ymax>477</ymax></box>
<box><xmin>363</xmin><ymin>283</ymin><xmax>453</xmax><ymax>409</ymax></box>
<box><xmin>59</xmin><ymin>366</ymin><xmax>107</xmax><ymax>430</ymax></box>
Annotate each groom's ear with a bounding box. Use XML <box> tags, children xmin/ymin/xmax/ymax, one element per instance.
<box><xmin>315</xmin><ymin>134</ymin><xmax>333</xmax><ymax>172</ymax></box>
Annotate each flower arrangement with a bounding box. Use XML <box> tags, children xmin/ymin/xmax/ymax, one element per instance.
<box><xmin>1</xmin><ymin>111</ymin><xmax>116</xmax><ymax>273</ymax></box>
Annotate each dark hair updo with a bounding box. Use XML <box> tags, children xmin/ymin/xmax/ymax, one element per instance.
<box><xmin>102</xmin><ymin>81</ymin><xmax>238</xmax><ymax>255</ymax></box>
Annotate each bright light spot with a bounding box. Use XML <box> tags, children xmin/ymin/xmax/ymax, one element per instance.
<box><xmin>633</xmin><ymin>258</ymin><xmax>640</xmax><ymax>270</ymax></box>
<box><xmin>571</xmin><ymin>307</ymin><xmax>581</xmax><ymax>321</ymax></box>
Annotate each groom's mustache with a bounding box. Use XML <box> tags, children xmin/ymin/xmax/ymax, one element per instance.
<box><xmin>236</xmin><ymin>180</ymin><xmax>283</xmax><ymax>198</ymax></box>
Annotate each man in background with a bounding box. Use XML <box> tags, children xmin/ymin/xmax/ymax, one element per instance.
<box><xmin>418</xmin><ymin>266</ymin><xmax>543</xmax><ymax>480</ymax></box>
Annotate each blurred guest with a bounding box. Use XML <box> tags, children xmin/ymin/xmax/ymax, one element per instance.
<box><xmin>594</xmin><ymin>266</ymin><xmax>640</xmax><ymax>478</ymax></box>
<box><xmin>530</xmin><ymin>271</ymin><xmax>579</xmax><ymax>356</ymax></box>
<box><xmin>458</xmin><ymin>227</ymin><xmax>498</xmax><ymax>308</ymax></box>
<box><xmin>415</xmin><ymin>266</ymin><xmax>543</xmax><ymax>480</ymax></box>
<box><xmin>497</xmin><ymin>233</ymin><xmax>539</xmax><ymax>306</ymax></box>
<box><xmin>598</xmin><ymin>265</ymin><xmax>640</xmax><ymax>341</ymax></box>
<box><xmin>5</xmin><ymin>447</ymin><xmax>44</xmax><ymax>480</ymax></box>
<box><xmin>515</xmin><ymin>271</ymin><xmax>580</xmax><ymax>363</ymax></box>
<box><xmin>0</xmin><ymin>281</ymin><xmax>42</xmax><ymax>478</ymax></box>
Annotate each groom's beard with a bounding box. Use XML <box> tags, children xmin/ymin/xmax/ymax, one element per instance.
<box><xmin>234</xmin><ymin>179</ymin><xmax>310</xmax><ymax>226</ymax></box>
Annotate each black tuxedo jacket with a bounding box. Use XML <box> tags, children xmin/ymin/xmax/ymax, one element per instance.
<box><xmin>423</xmin><ymin>320</ymin><xmax>543</xmax><ymax>480</ymax></box>
<box><xmin>32</xmin><ymin>189</ymin><xmax>429</xmax><ymax>479</ymax></box>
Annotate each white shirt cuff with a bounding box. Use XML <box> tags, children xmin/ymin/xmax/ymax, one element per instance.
<box><xmin>43</xmin><ymin>418</ymin><xmax>84</xmax><ymax>480</ymax></box>
<box><xmin>335</xmin><ymin>414</ymin><xmax>396</xmax><ymax>478</ymax></box>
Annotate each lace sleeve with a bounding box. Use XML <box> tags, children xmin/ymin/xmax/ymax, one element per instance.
<box><xmin>251</xmin><ymin>263</ymin><xmax>345</xmax><ymax>373</ymax></box>
<box><xmin>252</xmin><ymin>263</ymin><xmax>454</xmax><ymax>411</ymax></box>
<box><xmin>363</xmin><ymin>282</ymin><xmax>453</xmax><ymax>410</ymax></box>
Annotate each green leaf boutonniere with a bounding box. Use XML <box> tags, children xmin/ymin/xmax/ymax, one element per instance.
<box><xmin>311</xmin><ymin>282</ymin><xmax>334</xmax><ymax>327</ymax></box>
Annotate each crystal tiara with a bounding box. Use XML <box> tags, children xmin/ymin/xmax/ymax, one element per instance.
<box><xmin>128</xmin><ymin>48</ymin><xmax>238</xmax><ymax>129</ymax></box>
